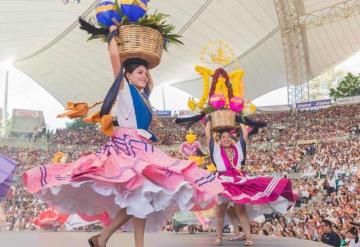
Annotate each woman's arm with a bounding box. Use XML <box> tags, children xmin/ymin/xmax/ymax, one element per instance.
<box><xmin>108</xmin><ymin>25</ymin><xmax>123</xmax><ymax>86</ymax></box>
<box><xmin>240</xmin><ymin>124</ymin><xmax>249</xmax><ymax>143</ymax></box>
<box><xmin>205</xmin><ymin>120</ymin><xmax>211</xmax><ymax>148</ymax></box>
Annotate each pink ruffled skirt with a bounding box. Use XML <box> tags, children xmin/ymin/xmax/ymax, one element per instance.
<box><xmin>23</xmin><ymin>128</ymin><xmax>222</xmax><ymax>232</ymax></box>
<box><xmin>218</xmin><ymin>171</ymin><xmax>297</xmax><ymax>218</ymax></box>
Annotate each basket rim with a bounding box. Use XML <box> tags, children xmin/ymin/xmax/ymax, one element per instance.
<box><xmin>210</xmin><ymin>109</ymin><xmax>236</xmax><ymax>115</ymax></box>
<box><xmin>118</xmin><ymin>24</ymin><xmax>164</xmax><ymax>37</ymax></box>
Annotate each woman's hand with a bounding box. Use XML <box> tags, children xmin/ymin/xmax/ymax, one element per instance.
<box><xmin>109</xmin><ymin>25</ymin><xmax>117</xmax><ymax>32</ymax></box>
<box><xmin>111</xmin><ymin>17</ymin><xmax>121</xmax><ymax>28</ymax></box>
<box><xmin>146</xmin><ymin>72</ymin><xmax>154</xmax><ymax>92</ymax></box>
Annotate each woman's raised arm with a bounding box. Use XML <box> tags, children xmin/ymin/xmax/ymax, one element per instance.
<box><xmin>205</xmin><ymin>120</ymin><xmax>211</xmax><ymax>148</ymax></box>
<box><xmin>108</xmin><ymin>25</ymin><xmax>122</xmax><ymax>79</ymax></box>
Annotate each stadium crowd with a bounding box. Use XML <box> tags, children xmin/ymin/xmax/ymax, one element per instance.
<box><xmin>0</xmin><ymin>103</ymin><xmax>359</xmax><ymax>246</ymax></box>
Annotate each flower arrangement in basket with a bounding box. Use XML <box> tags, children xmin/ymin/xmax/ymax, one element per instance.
<box><xmin>79</xmin><ymin>0</ymin><xmax>183</xmax><ymax>68</ymax></box>
<box><xmin>185</xmin><ymin>41</ymin><xmax>257</xmax><ymax>130</ymax></box>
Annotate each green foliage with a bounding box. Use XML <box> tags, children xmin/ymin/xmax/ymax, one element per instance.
<box><xmin>329</xmin><ymin>72</ymin><xmax>360</xmax><ymax>100</ymax></box>
<box><xmin>203</xmin><ymin>105</ymin><xmax>217</xmax><ymax>114</ymax></box>
<box><xmin>87</xmin><ymin>9</ymin><xmax>182</xmax><ymax>50</ymax></box>
<box><xmin>134</xmin><ymin>12</ymin><xmax>183</xmax><ymax>50</ymax></box>
<box><xmin>65</xmin><ymin>117</ymin><xmax>93</xmax><ymax>130</ymax></box>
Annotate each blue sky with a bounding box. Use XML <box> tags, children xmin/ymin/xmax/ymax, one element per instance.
<box><xmin>0</xmin><ymin>51</ymin><xmax>359</xmax><ymax>129</ymax></box>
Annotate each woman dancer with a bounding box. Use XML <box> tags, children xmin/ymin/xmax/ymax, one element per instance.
<box><xmin>206</xmin><ymin>121</ymin><xmax>297</xmax><ymax>246</ymax></box>
<box><xmin>23</xmin><ymin>24</ymin><xmax>222</xmax><ymax>247</ymax></box>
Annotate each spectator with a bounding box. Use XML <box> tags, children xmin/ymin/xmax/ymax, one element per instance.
<box><xmin>320</xmin><ymin>219</ymin><xmax>341</xmax><ymax>247</ymax></box>
<box><xmin>346</xmin><ymin>227</ymin><xmax>360</xmax><ymax>247</ymax></box>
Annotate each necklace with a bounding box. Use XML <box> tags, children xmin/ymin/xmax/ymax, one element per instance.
<box><xmin>225</xmin><ymin>147</ymin><xmax>235</xmax><ymax>165</ymax></box>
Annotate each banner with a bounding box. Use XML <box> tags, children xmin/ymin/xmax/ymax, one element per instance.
<box><xmin>12</xmin><ymin>109</ymin><xmax>42</xmax><ymax>118</ymax></box>
<box><xmin>178</xmin><ymin>110</ymin><xmax>197</xmax><ymax>117</ymax></box>
<box><xmin>296</xmin><ymin>99</ymin><xmax>331</xmax><ymax>110</ymax></box>
<box><xmin>257</xmin><ymin>105</ymin><xmax>291</xmax><ymax>112</ymax></box>
<box><xmin>334</xmin><ymin>95</ymin><xmax>360</xmax><ymax>105</ymax></box>
<box><xmin>155</xmin><ymin>110</ymin><xmax>172</xmax><ymax>117</ymax></box>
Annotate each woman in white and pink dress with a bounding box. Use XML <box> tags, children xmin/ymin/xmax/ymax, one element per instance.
<box><xmin>206</xmin><ymin>121</ymin><xmax>297</xmax><ymax>246</ymax></box>
<box><xmin>23</xmin><ymin>24</ymin><xmax>222</xmax><ymax>247</ymax></box>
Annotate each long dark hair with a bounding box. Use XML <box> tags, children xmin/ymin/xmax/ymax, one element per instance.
<box><xmin>99</xmin><ymin>58</ymin><xmax>149</xmax><ymax>117</ymax></box>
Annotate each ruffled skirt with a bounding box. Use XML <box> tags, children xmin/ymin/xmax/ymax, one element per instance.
<box><xmin>23</xmin><ymin>128</ymin><xmax>222</xmax><ymax>232</ymax></box>
<box><xmin>218</xmin><ymin>173</ymin><xmax>297</xmax><ymax>217</ymax></box>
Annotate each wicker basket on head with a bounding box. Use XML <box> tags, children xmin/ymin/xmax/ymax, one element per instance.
<box><xmin>210</xmin><ymin>110</ymin><xmax>237</xmax><ymax>131</ymax></box>
<box><xmin>116</xmin><ymin>24</ymin><xmax>164</xmax><ymax>69</ymax></box>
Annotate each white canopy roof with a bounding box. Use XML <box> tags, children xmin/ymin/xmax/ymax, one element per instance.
<box><xmin>1</xmin><ymin>0</ymin><xmax>359</xmax><ymax>105</ymax></box>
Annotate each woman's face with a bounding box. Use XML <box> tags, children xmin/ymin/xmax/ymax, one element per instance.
<box><xmin>220</xmin><ymin>131</ymin><xmax>233</xmax><ymax>148</ymax></box>
<box><xmin>126</xmin><ymin>65</ymin><xmax>149</xmax><ymax>89</ymax></box>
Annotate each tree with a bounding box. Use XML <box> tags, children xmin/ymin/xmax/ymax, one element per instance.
<box><xmin>65</xmin><ymin>117</ymin><xmax>93</xmax><ymax>130</ymax></box>
<box><xmin>329</xmin><ymin>72</ymin><xmax>360</xmax><ymax>100</ymax></box>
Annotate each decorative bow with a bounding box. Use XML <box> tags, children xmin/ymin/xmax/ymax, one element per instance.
<box><xmin>57</xmin><ymin>101</ymin><xmax>102</xmax><ymax>119</ymax></box>
<box><xmin>52</xmin><ymin>152</ymin><xmax>65</xmax><ymax>164</ymax></box>
<box><xmin>84</xmin><ymin>111</ymin><xmax>114</xmax><ymax>136</ymax></box>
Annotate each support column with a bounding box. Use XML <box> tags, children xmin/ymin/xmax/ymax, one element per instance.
<box><xmin>2</xmin><ymin>70</ymin><xmax>9</xmax><ymax>137</ymax></box>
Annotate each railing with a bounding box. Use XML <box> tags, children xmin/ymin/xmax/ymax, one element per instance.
<box><xmin>247</xmin><ymin>172</ymin><xmax>303</xmax><ymax>179</ymax></box>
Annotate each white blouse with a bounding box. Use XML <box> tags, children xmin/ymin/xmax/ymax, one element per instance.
<box><xmin>112</xmin><ymin>81</ymin><xmax>137</xmax><ymax>128</ymax></box>
<box><xmin>212</xmin><ymin>141</ymin><xmax>244</xmax><ymax>172</ymax></box>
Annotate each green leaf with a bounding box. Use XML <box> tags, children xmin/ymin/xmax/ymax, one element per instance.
<box><xmin>114</xmin><ymin>0</ymin><xmax>123</xmax><ymax>17</ymax></box>
<box><xmin>329</xmin><ymin>72</ymin><xmax>360</xmax><ymax>100</ymax></box>
<box><xmin>81</xmin><ymin>9</ymin><xmax>183</xmax><ymax>51</ymax></box>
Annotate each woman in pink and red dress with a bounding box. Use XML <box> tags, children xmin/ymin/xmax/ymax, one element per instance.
<box><xmin>23</xmin><ymin>24</ymin><xmax>222</xmax><ymax>247</ymax></box>
<box><xmin>206</xmin><ymin>121</ymin><xmax>297</xmax><ymax>246</ymax></box>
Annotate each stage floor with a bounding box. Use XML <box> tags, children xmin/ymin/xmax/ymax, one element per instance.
<box><xmin>0</xmin><ymin>231</ymin><xmax>328</xmax><ymax>247</ymax></box>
